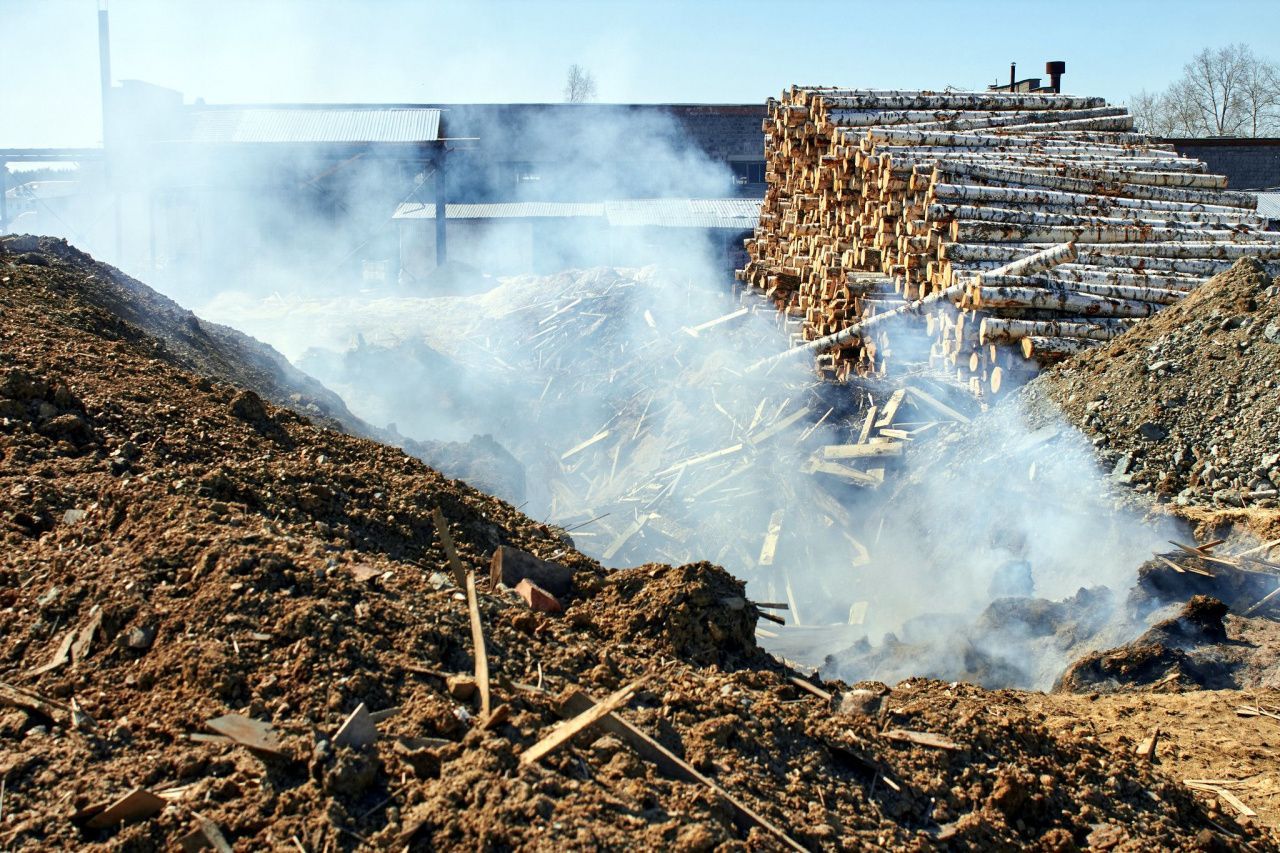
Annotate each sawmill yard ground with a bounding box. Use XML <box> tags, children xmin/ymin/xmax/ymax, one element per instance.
<box><xmin>2</xmin><ymin>235</ymin><xmax>1280</xmax><ymax>850</ymax></box>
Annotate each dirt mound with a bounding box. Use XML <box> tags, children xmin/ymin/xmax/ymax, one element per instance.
<box><xmin>569</xmin><ymin>562</ymin><xmax>760</xmax><ymax>668</ymax></box>
<box><xmin>1044</xmin><ymin>258</ymin><xmax>1280</xmax><ymax>523</ymax></box>
<box><xmin>0</xmin><ymin>239</ymin><xmax>1274</xmax><ymax>850</ymax></box>
<box><xmin>0</xmin><ymin>235</ymin><xmax>528</xmax><ymax>503</ymax></box>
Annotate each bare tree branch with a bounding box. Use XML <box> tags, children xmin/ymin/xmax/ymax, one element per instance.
<box><xmin>563</xmin><ymin>65</ymin><xmax>598</xmax><ymax>104</ymax></box>
<box><xmin>1129</xmin><ymin>42</ymin><xmax>1280</xmax><ymax>138</ymax></box>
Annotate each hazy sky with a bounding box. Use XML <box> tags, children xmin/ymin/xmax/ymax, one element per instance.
<box><xmin>3</xmin><ymin>0</ymin><xmax>1279</xmax><ymax>147</ymax></box>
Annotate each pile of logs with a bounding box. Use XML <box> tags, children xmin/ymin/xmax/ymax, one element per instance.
<box><xmin>737</xmin><ymin>87</ymin><xmax>1280</xmax><ymax>395</ymax></box>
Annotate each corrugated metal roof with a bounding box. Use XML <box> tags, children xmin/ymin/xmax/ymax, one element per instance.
<box><xmin>605</xmin><ymin>198</ymin><xmax>762</xmax><ymax>229</ymax></box>
<box><xmin>393</xmin><ymin>202</ymin><xmax>604</xmax><ymax>220</ymax></box>
<box><xmin>186</xmin><ymin>108</ymin><xmax>441</xmax><ymax>143</ymax></box>
<box><xmin>392</xmin><ymin>198</ymin><xmax>763</xmax><ymax>228</ymax></box>
<box><xmin>1251</xmin><ymin>192</ymin><xmax>1280</xmax><ymax>220</ymax></box>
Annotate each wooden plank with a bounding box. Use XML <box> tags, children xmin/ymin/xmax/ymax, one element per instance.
<box><xmin>808</xmin><ymin>459</ymin><xmax>883</xmax><ymax>486</ymax></box>
<box><xmin>560</xmin><ymin>690</ymin><xmax>807</xmax><ymax>851</ymax></box>
<box><xmin>683</xmin><ymin>307</ymin><xmax>749</xmax><ymax>337</ymax></box>
<box><xmin>748</xmin><ymin>407</ymin><xmax>808</xmax><ymax>445</ymax></box>
<box><xmin>70</xmin><ymin>605</ymin><xmax>103</xmax><ymax>663</ymax></box>
<box><xmin>788</xmin><ymin>676</ymin><xmax>832</xmax><ymax>702</ymax></box>
<box><xmin>0</xmin><ymin>681</ymin><xmax>69</xmax><ymax>721</ymax></box>
<box><xmin>874</xmin><ymin>390</ymin><xmax>906</xmax><ymax>428</ymax></box>
<box><xmin>561</xmin><ymin>429</ymin><xmax>610</xmax><ymax>461</ymax></box>
<box><xmin>464</xmin><ymin>571</ymin><xmax>492</xmax><ymax>721</ymax></box>
<box><xmin>602</xmin><ymin>514</ymin><xmax>649</xmax><ymax>561</ymax></box>
<box><xmin>905</xmin><ymin>386</ymin><xmax>971</xmax><ymax>423</ymax></box>
<box><xmin>432</xmin><ymin>507</ymin><xmax>468</xmax><ymax>588</ymax></box>
<box><xmin>1135</xmin><ymin>726</ymin><xmax>1160</xmax><ymax>761</ymax></box>
<box><xmin>30</xmin><ymin>630</ymin><xmax>75</xmax><ymax>675</ymax></box>
<box><xmin>521</xmin><ymin>675</ymin><xmax>652</xmax><ymax>766</ymax></box>
<box><xmin>758</xmin><ymin>509</ymin><xmax>785</xmax><ymax>566</ymax></box>
<box><xmin>856</xmin><ymin>405</ymin><xmax>878</xmax><ymax>444</ymax></box>
<box><xmin>821</xmin><ymin>442</ymin><xmax>903</xmax><ymax>459</ymax></box>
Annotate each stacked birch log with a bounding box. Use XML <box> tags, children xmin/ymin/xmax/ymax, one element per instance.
<box><xmin>737</xmin><ymin>87</ymin><xmax>1280</xmax><ymax>395</ymax></box>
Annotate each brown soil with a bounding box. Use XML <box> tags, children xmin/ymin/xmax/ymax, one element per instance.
<box><xmin>1031</xmin><ymin>688</ymin><xmax>1280</xmax><ymax>835</ymax></box>
<box><xmin>0</xmin><ymin>235</ymin><xmax>1276</xmax><ymax>850</ymax></box>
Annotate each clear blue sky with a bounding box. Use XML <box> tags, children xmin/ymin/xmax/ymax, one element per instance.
<box><xmin>2</xmin><ymin>0</ymin><xmax>1278</xmax><ymax>147</ymax></box>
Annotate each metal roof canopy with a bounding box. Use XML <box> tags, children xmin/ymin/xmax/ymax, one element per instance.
<box><xmin>393</xmin><ymin>198</ymin><xmax>762</xmax><ymax>230</ymax></box>
<box><xmin>394</xmin><ymin>201</ymin><xmax>605</xmax><ymax>220</ymax></box>
<box><xmin>181</xmin><ymin>107</ymin><xmax>443</xmax><ymax>145</ymax></box>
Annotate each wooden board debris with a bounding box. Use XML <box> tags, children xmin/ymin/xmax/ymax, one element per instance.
<box><xmin>758</xmin><ymin>509</ymin><xmax>785</xmax><ymax>566</ymax></box>
<box><xmin>560</xmin><ymin>689</ymin><xmax>806</xmax><ymax>851</ymax></box>
<box><xmin>432</xmin><ymin>507</ymin><xmax>468</xmax><ymax>588</ymax></box>
<box><xmin>30</xmin><ymin>629</ymin><xmax>75</xmax><ymax>675</ymax></box>
<box><xmin>881</xmin><ymin>728</ymin><xmax>962</xmax><ymax>751</ymax></box>
<box><xmin>1135</xmin><ymin>726</ymin><xmax>1160</xmax><ymax>760</ymax></box>
<box><xmin>490</xmin><ymin>546</ymin><xmax>575</xmax><ymax>597</ymax></box>
<box><xmin>1184</xmin><ymin>780</ymin><xmax>1256</xmax><ymax>817</ymax></box>
<box><xmin>561</xmin><ymin>430</ymin><xmax>610</xmax><ymax>461</ymax></box>
<box><xmin>83</xmin><ymin>787</ymin><xmax>167</xmax><ymax>829</ymax></box>
<box><xmin>333</xmin><ymin>702</ymin><xmax>378</xmax><ymax>750</ymax></box>
<box><xmin>0</xmin><ymin>681</ymin><xmax>69</xmax><ymax>721</ymax></box>
<box><xmin>906</xmin><ymin>385</ymin><xmax>972</xmax><ymax>424</ymax></box>
<box><xmin>520</xmin><ymin>675</ymin><xmax>653</xmax><ymax>766</ymax></box>
<box><xmin>874</xmin><ymin>390</ymin><xmax>906</xmax><ymax>428</ymax></box>
<box><xmin>464</xmin><ymin>571</ymin><xmax>492</xmax><ymax>720</ymax></box>
<box><xmin>70</xmin><ymin>606</ymin><xmax>103</xmax><ymax>663</ymax></box>
<box><xmin>205</xmin><ymin>713</ymin><xmax>287</xmax><ymax>756</ymax></box>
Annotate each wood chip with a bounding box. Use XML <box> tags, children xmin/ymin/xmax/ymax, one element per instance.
<box><xmin>205</xmin><ymin>713</ymin><xmax>287</xmax><ymax>756</ymax></box>
<box><xmin>881</xmin><ymin>728</ymin><xmax>962</xmax><ymax>751</ymax></box>
<box><xmin>178</xmin><ymin>813</ymin><xmax>235</xmax><ymax>852</ymax></box>
<box><xmin>30</xmin><ymin>629</ymin><xmax>75</xmax><ymax>675</ymax></box>
<box><xmin>84</xmin><ymin>787</ymin><xmax>167</xmax><ymax>828</ymax></box>
<box><xmin>70</xmin><ymin>606</ymin><xmax>103</xmax><ymax>663</ymax></box>
<box><xmin>333</xmin><ymin>703</ymin><xmax>377</xmax><ymax>750</ymax></box>
<box><xmin>348</xmin><ymin>563</ymin><xmax>385</xmax><ymax>583</ymax></box>
<box><xmin>1135</xmin><ymin>726</ymin><xmax>1160</xmax><ymax>760</ymax></box>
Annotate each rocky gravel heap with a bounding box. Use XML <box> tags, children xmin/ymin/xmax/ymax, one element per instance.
<box><xmin>1044</xmin><ymin>258</ymin><xmax>1280</xmax><ymax>513</ymax></box>
<box><xmin>0</xmin><ymin>235</ymin><xmax>1272</xmax><ymax>850</ymax></box>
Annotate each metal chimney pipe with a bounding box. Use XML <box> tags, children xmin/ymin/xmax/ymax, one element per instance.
<box><xmin>1045</xmin><ymin>61</ymin><xmax>1066</xmax><ymax>94</ymax></box>
<box><xmin>1009</xmin><ymin>62</ymin><xmax>1016</xmax><ymax>90</ymax></box>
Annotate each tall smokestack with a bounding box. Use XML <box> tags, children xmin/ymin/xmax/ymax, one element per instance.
<box><xmin>98</xmin><ymin>0</ymin><xmax>112</xmax><ymax>147</ymax></box>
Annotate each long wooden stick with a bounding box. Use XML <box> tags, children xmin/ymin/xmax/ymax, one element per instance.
<box><xmin>432</xmin><ymin>507</ymin><xmax>467</xmax><ymax>588</ymax></box>
<box><xmin>464</xmin><ymin>571</ymin><xmax>491</xmax><ymax>720</ymax></box>
<box><xmin>520</xmin><ymin>675</ymin><xmax>653</xmax><ymax>766</ymax></box>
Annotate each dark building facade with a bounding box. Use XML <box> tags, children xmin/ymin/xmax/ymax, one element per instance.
<box><xmin>1162</xmin><ymin>139</ymin><xmax>1280</xmax><ymax>191</ymax></box>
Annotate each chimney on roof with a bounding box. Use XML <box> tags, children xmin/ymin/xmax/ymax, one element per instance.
<box><xmin>1046</xmin><ymin>61</ymin><xmax>1066</xmax><ymax>94</ymax></box>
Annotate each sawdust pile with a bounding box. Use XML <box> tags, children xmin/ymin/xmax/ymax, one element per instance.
<box><xmin>0</xmin><ymin>235</ymin><xmax>1272</xmax><ymax>850</ymax></box>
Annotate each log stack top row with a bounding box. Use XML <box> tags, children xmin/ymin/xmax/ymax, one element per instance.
<box><xmin>737</xmin><ymin>87</ymin><xmax>1280</xmax><ymax>395</ymax></box>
